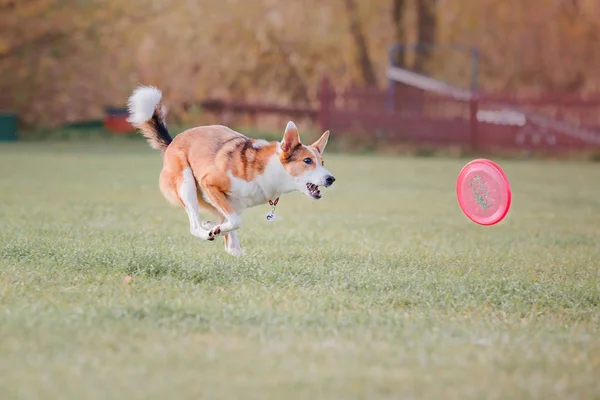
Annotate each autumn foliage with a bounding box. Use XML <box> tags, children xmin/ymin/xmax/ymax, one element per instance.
<box><xmin>1</xmin><ymin>0</ymin><xmax>599</xmax><ymax>126</ymax></box>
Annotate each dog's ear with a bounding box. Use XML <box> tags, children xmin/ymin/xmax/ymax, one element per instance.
<box><xmin>281</xmin><ymin>121</ymin><xmax>301</xmax><ymax>153</ymax></box>
<box><xmin>311</xmin><ymin>130</ymin><xmax>330</xmax><ymax>154</ymax></box>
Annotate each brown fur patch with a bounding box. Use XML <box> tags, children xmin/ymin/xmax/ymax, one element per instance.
<box><xmin>280</xmin><ymin>145</ymin><xmax>318</xmax><ymax>177</ymax></box>
<box><xmin>219</xmin><ymin>138</ymin><xmax>278</xmax><ymax>182</ymax></box>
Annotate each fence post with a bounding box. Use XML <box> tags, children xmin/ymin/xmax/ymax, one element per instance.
<box><xmin>469</xmin><ymin>95</ymin><xmax>479</xmax><ymax>152</ymax></box>
<box><xmin>319</xmin><ymin>75</ymin><xmax>331</xmax><ymax>132</ymax></box>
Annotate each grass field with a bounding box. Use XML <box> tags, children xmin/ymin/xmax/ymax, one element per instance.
<box><xmin>1</xmin><ymin>140</ymin><xmax>599</xmax><ymax>399</ymax></box>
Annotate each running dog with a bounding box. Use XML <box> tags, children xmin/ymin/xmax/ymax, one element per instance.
<box><xmin>126</xmin><ymin>86</ymin><xmax>336</xmax><ymax>256</ymax></box>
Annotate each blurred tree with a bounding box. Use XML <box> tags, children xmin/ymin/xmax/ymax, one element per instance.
<box><xmin>344</xmin><ymin>0</ymin><xmax>377</xmax><ymax>86</ymax></box>
<box><xmin>414</xmin><ymin>0</ymin><xmax>436</xmax><ymax>73</ymax></box>
<box><xmin>391</xmin><ymin>0</ymin><xmax>407</xmax><ymax>67</ymax></box>
<box><xmin>2</xmin><ymin>0</ymin><xmax>600</xmax><ymax>126</ymax></box>
<box><xmin>0</xmin><ymin>0</ymin><xmax>66</xmax><ymax>61</ymax></box>
<box><xmin>436</xmin><ymin>0</ymin><xmax>600</xmax><ymax>92</ymax></box>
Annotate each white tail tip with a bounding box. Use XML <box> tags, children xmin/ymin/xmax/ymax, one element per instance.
<box><xmin>126</xmin><ymin>85</ymin><xmax>162</xmax><ymax>126</ymax></box>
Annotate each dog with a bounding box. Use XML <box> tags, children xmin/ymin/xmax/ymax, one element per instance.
<box><xmin>126</xmin><ymin>86</ymin><xmax>336</xmax><ymax>256</ymax></box>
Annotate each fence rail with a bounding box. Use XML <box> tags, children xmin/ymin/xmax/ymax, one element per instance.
<box><xmin>321</xmin><ymin>75</ymin><xmax>600</xmax><ymax>152</ymax></box>
<box><xmin>169</xmin><ymin>76</ymin><xmax>600</xmax><ymax>153</ymax></box>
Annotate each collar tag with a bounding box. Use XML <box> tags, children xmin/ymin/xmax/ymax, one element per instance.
<box><xmin>266</xmin><ymin>198</ymin><xmax>279</xmax><ymax>222</ymax></box>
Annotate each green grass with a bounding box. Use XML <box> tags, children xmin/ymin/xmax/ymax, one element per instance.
<box><xmin>1</xmin><ymin>141</ymin><xmax>599</xmax><ymax>399</ymax></box>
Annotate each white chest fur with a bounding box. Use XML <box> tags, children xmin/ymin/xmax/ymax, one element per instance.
<box><xmin>226</xmin><ymin>155</ymin><xmax>296</xmax><ymax>212</ymax></box>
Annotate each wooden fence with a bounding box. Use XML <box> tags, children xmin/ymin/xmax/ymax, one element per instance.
<box><xmin>319</xmin><ymin>76</ymin><xmax>600</xmax><ymax>152</ymax></box>
<box><xmin>109</xmin><ymin>76</ymin><xmax>600</xmax><ymax>152</ymax></box>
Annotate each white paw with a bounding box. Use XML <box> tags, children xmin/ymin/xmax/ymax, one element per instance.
<box><xmin>191</xmin><ymin>228</ymin><xmax>211</xmax><ymax>241</ymax></box>
<box><xmin>225</xmin><ymin>246</ymin><xmax>245</xmax><ymax>256</ymax></box>
<box><xmin>207</xmin><ymin>225</ymin><xmax>222</xmax><ymax>241</ymax></box>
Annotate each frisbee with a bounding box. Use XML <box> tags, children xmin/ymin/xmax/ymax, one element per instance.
<box><xmin>456</xmin><ymin>158</ymin><xmax>511</xmax><ymax>226</ymax></box>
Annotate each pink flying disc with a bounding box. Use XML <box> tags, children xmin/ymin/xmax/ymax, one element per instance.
<box><xmin>456</xmin><ymin>159</ymin><xmax>511</xmax><ymax>226</ymax></box>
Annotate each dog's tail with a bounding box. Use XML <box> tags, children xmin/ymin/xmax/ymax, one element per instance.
<box><xmin>126</xmin><ymin>86</ymin><xmax>172</xmax><ymax>152</ymax></box>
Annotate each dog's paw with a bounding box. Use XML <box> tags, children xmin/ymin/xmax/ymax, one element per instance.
<box><xmin>225</xmin><ymin>246</ymin><xmax>245</xmax><ymax>257</ymax></box>
<box><xmin>191</xmin><ymin>228</ymin><xmax>209</xmax><ymax>240</ymax></box>
<box><xmin>207</xmin><ymin>225</ymin><xmax>221</xmax><ymax>241</ymax></box>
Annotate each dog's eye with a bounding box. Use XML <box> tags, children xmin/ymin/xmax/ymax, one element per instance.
<box><xmin>303</xmin><ymin>158</ymin><xmax>313</xmax><ymax>164</ymax></box>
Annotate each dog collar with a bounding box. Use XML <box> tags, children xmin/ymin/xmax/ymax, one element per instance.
<box><xmin>266</xmin><ymin>198</ymin><xmax>279</xmax><ymax>222</ymax></box>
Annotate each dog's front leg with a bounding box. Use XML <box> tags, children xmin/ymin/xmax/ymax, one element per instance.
<box><xmin>224</xmin><ymin>231</ymin><xmax>244</xmax><ymax>256</ymax></box>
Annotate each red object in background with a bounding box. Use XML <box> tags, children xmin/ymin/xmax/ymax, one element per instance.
<box><xmin>103</xmin><ymin>107</ymin><xmax>135</xmax><ymax>134</ymax></box>
<box><xmin>456</xmin><ymin>158</ymin><xmax>512</xmax><ymax>226</ymax></box>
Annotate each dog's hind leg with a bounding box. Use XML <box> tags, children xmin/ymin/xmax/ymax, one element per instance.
<box><xmin>197</xmin><ymin>179</ymin><xmax>241</xmax><ymax>240</ymax></box>
<box><xmin>177</xmin><ymin>167</ymin><xmax>213</xmax><ymax>241</ymax></box>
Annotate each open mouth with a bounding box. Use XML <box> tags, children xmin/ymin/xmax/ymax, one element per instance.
<box><xmin>306</xmin><ymin>183</ymin><xmax>322</xmax><ymax>199</ymax></box>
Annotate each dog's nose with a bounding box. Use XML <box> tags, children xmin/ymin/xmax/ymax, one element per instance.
<box><xmin>325</xmin><ymin>175</ymin><xmax>336</xmax><ymax>186</ymax></box>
